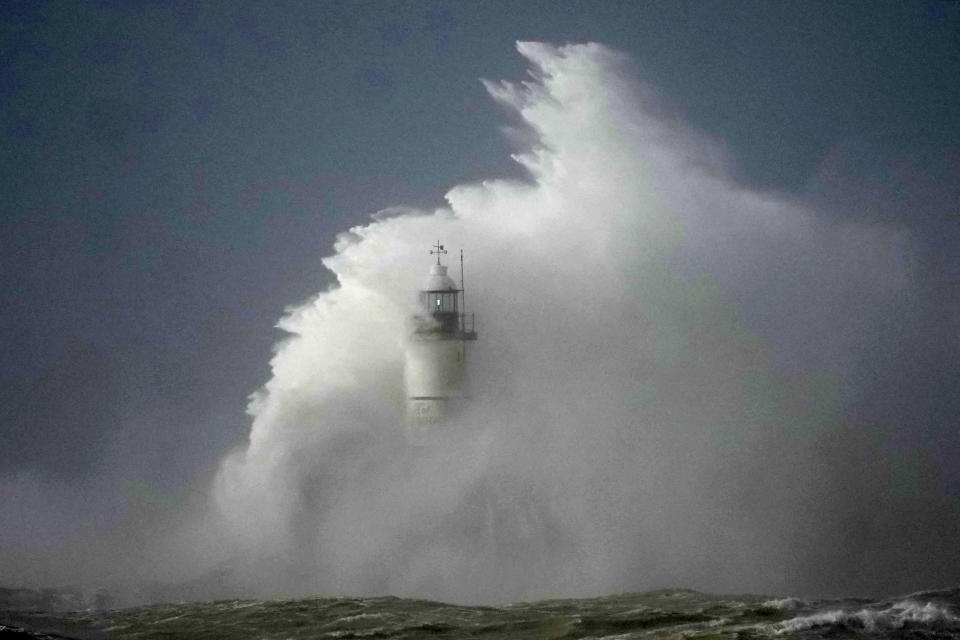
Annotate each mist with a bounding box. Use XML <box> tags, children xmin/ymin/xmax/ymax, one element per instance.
<box><xmin>192</xmin><ymin>42</ymin><xmax>956</xmax><ymax>603</ymax></box>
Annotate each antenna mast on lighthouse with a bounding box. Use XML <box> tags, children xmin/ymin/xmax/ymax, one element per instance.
<box><xmin>460</xmin><ymin>248</ymin><xmax>466</xmax><ymax>317</ymax></box>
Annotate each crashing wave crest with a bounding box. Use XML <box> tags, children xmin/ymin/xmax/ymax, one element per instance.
<box><xmin>773</xmin><ymin>600</ymin><xmax>960</xmax><ymax>634</ymax></box>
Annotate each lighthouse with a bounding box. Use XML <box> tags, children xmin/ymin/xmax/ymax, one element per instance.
<box><xmin>404</xmin><ymin>242</ymin><xmax>478</xmax><ymax>430</ymax></box>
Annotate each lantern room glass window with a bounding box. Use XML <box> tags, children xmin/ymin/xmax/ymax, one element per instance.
<box><xmin>426</xmin><ymin>291</ymin><xmax>457</xmax><ymax>313</ymax></box>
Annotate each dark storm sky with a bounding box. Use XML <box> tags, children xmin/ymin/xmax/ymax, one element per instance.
<box><xmin>1</xmin><ymin>0</ymin><xmax>958</xmax><ymax>587</ymax></box>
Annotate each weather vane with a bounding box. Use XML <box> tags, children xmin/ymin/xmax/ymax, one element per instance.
<box><xmin>430</xmin><ymin>240</ymin><xmax>447</xmax><ymax>265</ymax></box>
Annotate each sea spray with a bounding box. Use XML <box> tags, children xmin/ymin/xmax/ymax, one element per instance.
<box><xmin>209</xmin><ymin>41</ymin><xmax>911</xmax><ymax>603</ymax></box>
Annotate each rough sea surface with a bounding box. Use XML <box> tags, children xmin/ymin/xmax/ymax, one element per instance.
<box><xmin>4</xmin><ymin>587</ymin><xmax>960</xmax><ymax>639</ymax></box>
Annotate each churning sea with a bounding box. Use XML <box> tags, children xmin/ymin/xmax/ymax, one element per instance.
<box><xmin>4</xmin><ymin>586</ymin><xmax>960</xmax><ymax>639</ymax></box>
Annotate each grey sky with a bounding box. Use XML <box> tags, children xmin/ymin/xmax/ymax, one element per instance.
<box><xmin>1</xmin><ymin>0</ymin><xmax>959</xmax><ymax>597</ymax></box>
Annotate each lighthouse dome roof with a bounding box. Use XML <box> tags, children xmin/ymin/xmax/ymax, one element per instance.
<box><xmin>422</xmin><ymin>264</ymin><xmax>458</xmax><ymax>291</ymax></box>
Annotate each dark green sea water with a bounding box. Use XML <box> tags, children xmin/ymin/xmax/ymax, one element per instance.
<box><xmin>4</xmin><ymin>587</ymin><xmax>960</xmax><ymax>639</ymax></box>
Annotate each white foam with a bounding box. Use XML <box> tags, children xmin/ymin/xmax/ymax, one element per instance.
<box><xmin>773</xmin><ymin>600</ymin><xmax>960</xmax><ymax>634</ymax></box>
<box><xmin>761</xmin><ymin>597</ymin><xmax>807</xmax><ymax>610</ymax></box>
<box><xmin>334</xmin><ymin>612</ymin><xmax>390</xmax><ymax>624</ymax></box>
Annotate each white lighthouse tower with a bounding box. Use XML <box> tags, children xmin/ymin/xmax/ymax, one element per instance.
<box><xmin>404</xmin><ymin>242</ymin><xmax>478</xmax><ymax>430</ymax></box>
